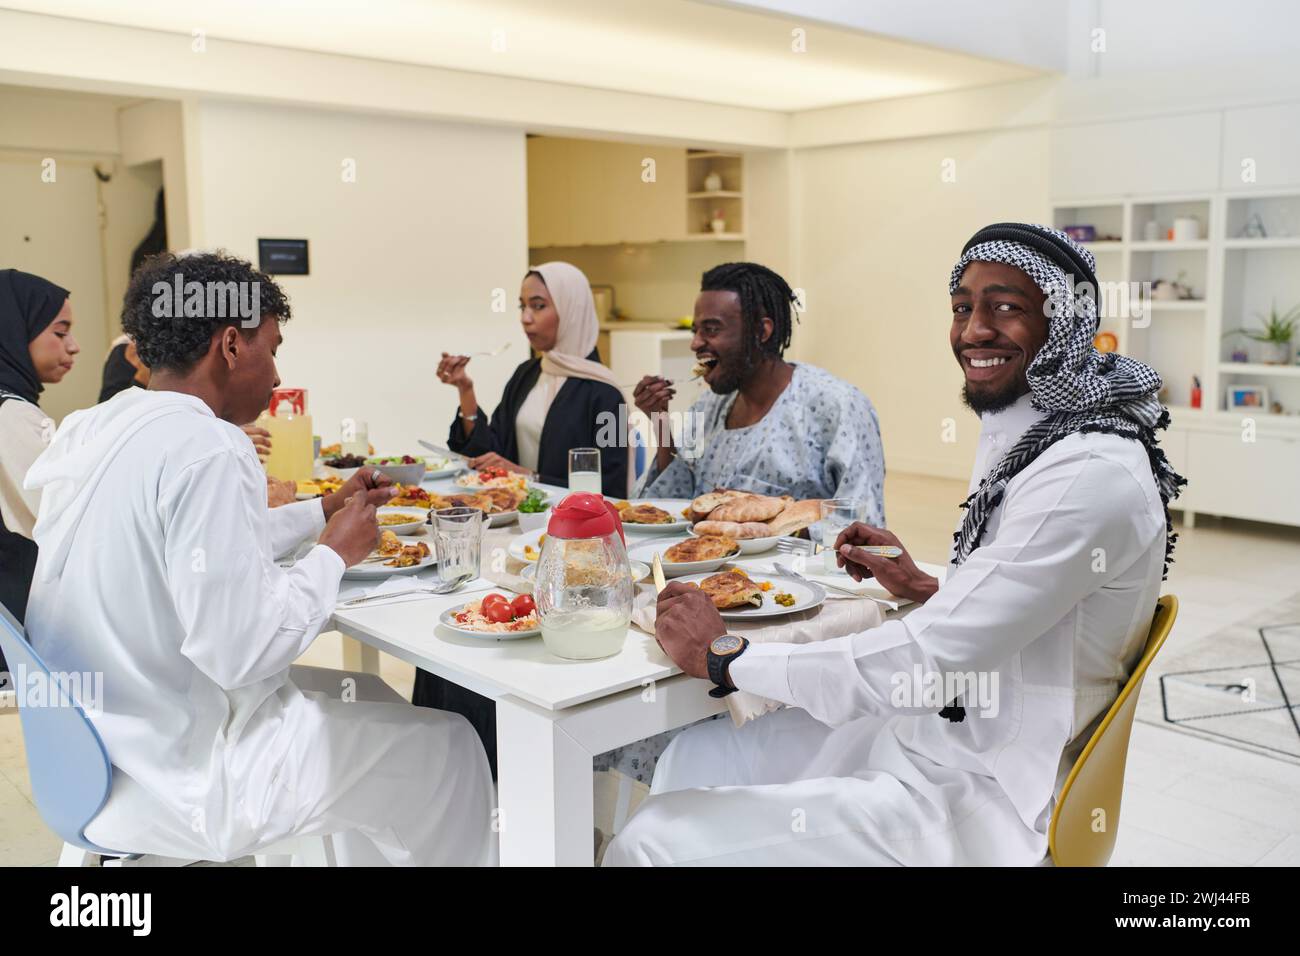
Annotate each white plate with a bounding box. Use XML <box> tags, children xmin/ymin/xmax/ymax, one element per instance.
<box><xmin>438</xmin><ymin>605</ymin><xmax>540</xmax><ymax>641</ymax></box>
<box><xmin>342</xmin><ymin>551</ymin><xmax>436</xmax><ymax>580</ymax></box>
<box><xmin>508</xmin><ymin>527</ymin><xmax>547</xmax><ymax>563</ymax></box>
<box><xmin>615</xmin><ymin>498</ymin><xmax>694</xmax><ymax>534</ymax></box>
<box><xmin>376</xmin><ymin>507</ymin><xmax>429</xmax><ymax>536</ymax></box>
<box><xmin>424</xmin><ymin>463</ymin><xmax>461</xmax><ymax>481</ymax></box>
<box><xmin>627</xmin><ymin>539</ymin><xmax>740</xmax><ymax>577</ymax></box>
<box><xmin>672</xmin><ymin>571</ymin><xmax>826</xmax><ymax>620</ymax></box>
<box><xmin>688</xmin><ymin>528</ymin><xmax>783</xmax><ymax>555</ymax></box>
<box><xmin>519</xmin><ymin>560</ymin><xmax>651</xmax><ymax>585</ymax></box>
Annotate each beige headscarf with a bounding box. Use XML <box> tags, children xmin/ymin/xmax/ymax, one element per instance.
<box><xmin>529</xmin><ymin>261</ymin><xmax>632</xmax><ymax>494</ymax></box>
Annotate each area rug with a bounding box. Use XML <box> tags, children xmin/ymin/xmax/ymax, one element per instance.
<box><xmin>1137</xmin><ymin>590</ymin><xmax>1300</xmax><ymax>764</ymax></box>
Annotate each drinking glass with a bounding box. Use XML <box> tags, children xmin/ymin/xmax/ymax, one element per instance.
<box><xmin>819</xmin><ymin>498</ymin><xmax>863</xmax><ymax>573</ymax></box>
<box><xmin>432</xmin><ymin>507</ymin><xmax>482</xmax><ymax>586</ymax></box>
<box><xmin>568</xmin><ymin>447</ymin><xmax>602</xmax><ymax>494</ymax></box>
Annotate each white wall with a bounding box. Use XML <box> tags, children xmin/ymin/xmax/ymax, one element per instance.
<box><xmin>793</xmin><ymin>126</ymin><xmax>1051</xmax><ymax>483</ymax></box>
<box><xmin>191</xmin><ymin>100</ymin><xmax>528</xmax><ymax>454</ymax></box>
<box><xmin>0</xmin><ymin>86</ymin><xmax>163</xmax><ymax>419</ymax></box>
<box><xmin>118</xmin><ymin>99</ymin><xmax>190</xmax><ymax>250</ymax></box>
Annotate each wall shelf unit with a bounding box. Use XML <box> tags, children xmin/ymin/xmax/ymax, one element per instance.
<box><xmin>686</xmin><ymin>150</ymin><xmax>744</xmax><ymax>239</ymax></box>
<box><xmin>1052</xmin><ymin>190</ymin><xmax>1300</xmax><ymax>529</ymax></box>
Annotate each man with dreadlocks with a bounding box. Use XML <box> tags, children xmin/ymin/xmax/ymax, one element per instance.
<box><xmin>605</xmin><ymin>224</ymin><xmax>1183</xmax><ymax>866</ymax></box>
<box><xmin>633</xmin><ymin>261</ymin><xmax>885</xmax><ymax>527</ymax></box>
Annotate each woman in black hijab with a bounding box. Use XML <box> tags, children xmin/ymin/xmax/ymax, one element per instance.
<box><xmin>0</xmin><ymin>270</ymin><xmax>77</xmax><ymax>678</ymax></box>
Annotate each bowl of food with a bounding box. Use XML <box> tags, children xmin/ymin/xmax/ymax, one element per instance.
<box><xmin>366</xmin><ymin>455</ymin><xmax>426</xmax><ymax>486</ymax></box>
<box><xmin>516</xmin><ymin>488</ymin><xmax>551</xmax><ymax>532</ymax></box>
<box><xmin>376</xmin><ymin>506</ymin><xmax>429</xmax><ymax>535</ymax></box>
<box><xmin>321</xmin><ymin>452</ymin><xmax>367</xmax><ymax>480</ymax></box>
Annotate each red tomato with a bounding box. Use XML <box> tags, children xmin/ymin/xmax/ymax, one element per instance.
<box><xmin>481</xmin><ymin>593</ymin><xmax>509</xmax><ymax>609</ymax></box>
<box><xmin>510</xmin><ymin>594</ymin><xmax>536</xmax><ymax>619</ymax></box>
<box><xmin>483</xmin><ymin>601</ymin><xmax>513</xmax><ymax>624</ymax></box>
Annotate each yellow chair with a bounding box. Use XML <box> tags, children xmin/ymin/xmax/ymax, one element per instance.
<box><xmin>1048</xmin><ymin>594</ymin><xmax>1178</xmax><ymax>867</ymax></box>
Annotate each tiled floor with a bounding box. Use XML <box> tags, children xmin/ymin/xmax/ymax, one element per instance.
<box><xmin>3</xmin><ymin>470</ymin><xmax>1299</xmax><ymax>867</ymax></box>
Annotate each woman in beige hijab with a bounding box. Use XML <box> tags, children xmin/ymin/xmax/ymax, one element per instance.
<box><xmin>426</xmin><ymin>262</ymin><xmax>629</xmax><ymax>776</ymax></box>
<box><xmin>437</xmin><ymin>261</ymin><xmax>629</xmax><ymax>499</ymax></box>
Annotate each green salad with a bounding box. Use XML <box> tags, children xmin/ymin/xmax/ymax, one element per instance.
<box><xmin>518</xmin><ymin>489</ymin><xmax>549</xmax><ymax>513</ymax></box>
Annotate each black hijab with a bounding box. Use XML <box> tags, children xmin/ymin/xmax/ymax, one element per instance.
<box><xmin>0</xmin><ymin>269</ymin><xmax>69</xmax><ymax>405</ymax></box>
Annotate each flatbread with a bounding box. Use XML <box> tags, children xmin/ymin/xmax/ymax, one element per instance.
<box><xmin>693</xmin><ymin>519</ymin><xmax>775</xmax><ymax>540</ymax></box>
<box><xmin>663</xmin><ymin>535</ymin><xmax>739</xmax><ymax>563</ymax></box>
<box><xmin>765</xmin><ymin>498</ymin><xmax>822</xmax><ymax>536</ymax></box>
<box><xmin>708</xmin><ymin>493</ymin><xmax>791</xmax><ymax>523</ymax></box>
<box><xmin>690</xmin><ymin>490</ymin><xmax>745</xmax><ymax>516</ymax></box>
<box><xmin>697</xmin><ymin>570</ymin><xmax>763</xmax><ymax>609</ymax></box>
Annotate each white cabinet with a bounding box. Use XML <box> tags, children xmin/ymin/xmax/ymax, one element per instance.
<box><xmin>606</xmin><ymin>328</ymin><xmax>706</xmax><ymax>452</ymax></box>
<box><xmin>1185</xmin><ymin>427</ymin><xmax>1300</xmax><ymax>526</ymax></box>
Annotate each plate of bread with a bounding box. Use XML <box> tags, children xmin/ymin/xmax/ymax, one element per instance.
<box><xmin>673</xmin><ymin>568</ymin><xmax>826</xmax><ymax>620</ymax></box>
<box><xmin>628</xmin><ymin>535</ymin><xmax>741</xmax><ymax>576</ymax></box>
<box><xmin>611</xmin><ymin>499</ymin><xmax>693</xmax><ymax>534</ymax></box>
<box><xmin>685</xmin><ymin>490</ymin><xmax>822</xmax><ymax>554</ymax></box>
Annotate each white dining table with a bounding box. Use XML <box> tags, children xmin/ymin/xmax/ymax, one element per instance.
<box><xmin>326</xmin><ymin>476</ymin><xmax>938</xmax><ymax>866</ymax></box>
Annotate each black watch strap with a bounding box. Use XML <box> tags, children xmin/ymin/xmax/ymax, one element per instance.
<box><xmin>707</xmin><ymin>636</ymin><xmax>749</xmax><ymax>698</ymax></box>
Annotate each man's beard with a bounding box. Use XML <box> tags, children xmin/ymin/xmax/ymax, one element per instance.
<box><xmin>960</xmin><ymin>379</ymin><xmax>1030</xmax><ymax>415</ymax></box>
<box><xmin>708</xmin><ymin>336</ymin><xmax>766</xmax><ymax>394</ymax></box>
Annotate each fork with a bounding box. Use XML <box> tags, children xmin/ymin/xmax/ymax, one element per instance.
<box><xmin>771</xmin><ymin>559</ymin><xmax>869</xmax><ymax>598</ymax></box>
<box><xmin>465</xmin><ymin>342</ymin><xmax>511</xmax><ymax>358</ymax></box>
<box><xmin>775</xmin><ymin>537</ymin><xmax>818</xmax><ymax>557</ymax></box>
<box><xmin>338</xmin><ymin>576</ymin><xmax>470</xmax><ymax>608</ymax></box>
<box><xmin>776</xmin><ymin>538</ymin><xmax>902</xmax><ymax>559</ymax></box>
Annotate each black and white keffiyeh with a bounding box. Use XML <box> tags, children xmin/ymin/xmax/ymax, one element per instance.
<box><xmin>949</xmin><ymin>223</ymin><xmax>1186</xmax><ymax>576</ymax></box>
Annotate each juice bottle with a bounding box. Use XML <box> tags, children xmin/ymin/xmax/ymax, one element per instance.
<box><xmin>262</xmin><ymin>399</ymin><xmax>314</xmax><ymax>481</ymax></box>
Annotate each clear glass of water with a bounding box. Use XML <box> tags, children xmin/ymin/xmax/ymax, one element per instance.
<box><xmin>819</xmin><ymin>498</ymin><xmax>863</xmax><ymax>573</ymax></box>
<box><xmin>568</xmin><ymin>447</ymin><xmax>602</xmax><ymax>494</ymax></box>
<box><xmin>432</xmin><ymin>507</ymin><xmax>482</xmax><ymax>586</ymax></box>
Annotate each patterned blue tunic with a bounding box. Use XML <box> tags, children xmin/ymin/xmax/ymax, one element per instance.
<box><xmin>639</xmin><ymin>362</ymin><xmax>886</xmax><ymax>528</ymax></box>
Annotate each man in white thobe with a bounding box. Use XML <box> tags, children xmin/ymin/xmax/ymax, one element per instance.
<box><xmin>24</xmin><ymin>251</ymin><xmax>495</xmax><ymax>865</ymax></box>
<box><xmin>605</xmin><ymin>223</ymin><xmax>1184</xmax><ymax>866</ymax></box>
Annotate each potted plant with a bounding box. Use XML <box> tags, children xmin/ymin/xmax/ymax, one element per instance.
<box><xmin>1223</xmin><ymin>301</ymin><xmax>1300</xmax><ymax>365</ymax></box>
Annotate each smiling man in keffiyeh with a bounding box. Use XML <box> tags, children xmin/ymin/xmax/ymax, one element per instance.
<box><xmin>605</xmin><ymin>224</ymin><xmax>1184</xmax><ymax>867</ymax></box>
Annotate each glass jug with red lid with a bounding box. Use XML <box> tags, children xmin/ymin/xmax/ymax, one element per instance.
<box><xmin>534</xmin><ymin>493</ymin><xmax>634</xmax><ymax>660</ymax></box>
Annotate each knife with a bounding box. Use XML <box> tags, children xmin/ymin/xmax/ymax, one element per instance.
<box><xmin>419</xmin><ymin>440</ymin><xmax>469</xmax><ymax>462</ymax></box>
<box><xmin>651</xmin><ymin>552</ymin><xmax>667</xmax><ymax>594</ymax></box>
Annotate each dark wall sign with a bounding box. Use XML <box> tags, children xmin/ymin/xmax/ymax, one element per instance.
<box><xmin>258</xmin><ymin>238</ymin><xmax>309</xmax><ymax>275</ymax></box>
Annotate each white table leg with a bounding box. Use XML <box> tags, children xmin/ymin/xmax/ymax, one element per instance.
<box><xmin>340</xmin><ymin>635</ymin><xmax>380</xmax><ymax>675</ymax></box>
<box><xmin>496</xmin><ymin>694</ymin><xmax>595</xmax><ymax>866</ymax></box>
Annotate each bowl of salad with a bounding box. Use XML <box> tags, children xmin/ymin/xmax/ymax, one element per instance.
<box><xmin>516</xmin><ymin>487</ymin><xmax>551</xmax><ymax>532</ymax></box>
<box><xmin>365</xmin><ymin>455</ymin><xmax>426</xmax><ymax>486</ymax></box>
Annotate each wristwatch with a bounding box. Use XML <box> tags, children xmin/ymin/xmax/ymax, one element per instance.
<box><xmin>706</xmin><ymin>635</ymin><xmax>749</xmax><ymax>698</ymax></box>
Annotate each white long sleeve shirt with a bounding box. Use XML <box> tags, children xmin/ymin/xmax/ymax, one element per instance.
<box><xmin>729</xmin><ymin>395</ymin><xmax>1167</xmax><ymax>832</ymax></box>
<box><xmin>24</xmin><ymin>389</ymin><xmax>345</xmax><ymax>855</ymax></box>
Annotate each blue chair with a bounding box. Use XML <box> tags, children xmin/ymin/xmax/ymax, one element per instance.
<box><xmin>0</xmin><ymin>602</ymin><xmax>335</xmax><ymax>866</ymax></box>
<box><xmin>0</xmin><ymin>602</ymin><xmax>121</xmax><ymax>864</ymax></box>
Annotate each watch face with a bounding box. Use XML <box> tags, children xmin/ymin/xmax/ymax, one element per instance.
<box><xmin>710</xmin><ymin>635</ymin><xmax>743</xmax><ymax>655</ymax></box>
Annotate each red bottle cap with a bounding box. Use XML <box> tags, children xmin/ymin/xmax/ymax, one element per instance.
<box><xmin>546</xmin><ymin>492</ymin><xmax>625</xmax><ymax>544</ymax></box>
